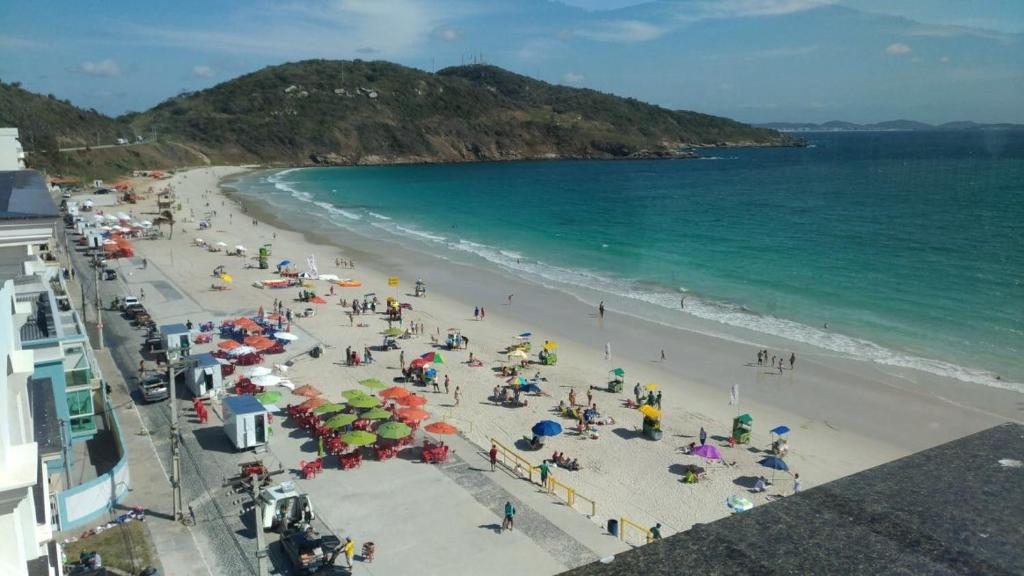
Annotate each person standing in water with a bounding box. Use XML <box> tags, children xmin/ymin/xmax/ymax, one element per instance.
<box><xmin>789</xmin><ymin>353</ymin><xmax>796</xmax><ymax>370</ymax></box>
<box><xmin>598</xmin><ymin>301</ymin><xmax>605</xmax><ymax>318</ymax></box>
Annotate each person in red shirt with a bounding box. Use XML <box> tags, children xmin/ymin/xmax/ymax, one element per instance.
<box><xmin>489</xmin><ymin>444</ymin><xmax>498</xmax><ymax>472</ymax></box>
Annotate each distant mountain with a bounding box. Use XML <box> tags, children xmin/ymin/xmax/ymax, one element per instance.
<box><xmin>125</xmin><ymin>60</ymin><xmax>793</xmax><ymax>166</ymax></box>
<box><xmin>757</xmin><ymin>119</ymin><xmax>1023</xmax><ymax>132</ymax></box>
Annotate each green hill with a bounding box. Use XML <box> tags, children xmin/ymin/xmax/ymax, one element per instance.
<box><xmin>1</xmin><ymin>60</ymin><xmax>793</xmax><ymax>178</ymax></box>
<box><xmin>129</xmin><ymin>60</ymin><xmax>791</xmax><ymax>165</ymax></box>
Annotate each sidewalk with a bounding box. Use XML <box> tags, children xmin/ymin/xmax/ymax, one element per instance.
<box><xmin>95</xmin><ymin>344</ymin><xmax>214</xmax><ymax>576</ymax></box>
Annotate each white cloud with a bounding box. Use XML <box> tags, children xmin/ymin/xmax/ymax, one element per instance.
<box><xmin>674</xmin><ymin>0</ymin><xmax>832</xmax><ymax>23</ymax></box>
<box><xmin>572</xmin><ymin>20</ymin><xmax>666</xmax><ymax>43</ymax></box>
<box><xmin>562</xmin><ymin>71</ymin><xmax>585</xmax><ymax>83</ymax></box>
<box><xmin>885</xmin><ymin>42</ymin><xmax>911</xmax><ymax>55</ymax></box>
<box><xmin>77</xmin><ymin>59</ymin><xmax>121</xmax><ymax>77</ymax></box>
<box><xmin>191</xmin><ymin>65</ymin><xmax>214</xmax><ymax>78</ymax></box>
<box><xmin>434</xmin><ymin>26</ymin><xmax>463</xmax><ymax>42</ymax></box>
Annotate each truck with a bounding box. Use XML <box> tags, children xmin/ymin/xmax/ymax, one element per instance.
<box><xmin>260</xmin><ymin>481</ymin><xmax>314</xmax><ymax>533</ymax></box>
<box><xmin>279</xmin><ymin>526</ymin><xmax>340</xmax><ymax>575</ymax></box>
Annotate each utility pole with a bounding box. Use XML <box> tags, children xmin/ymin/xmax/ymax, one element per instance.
<box><xmin>166</xmin><ymin>347</ymin><xmax>186</xmax><ymax>522</ymax></box>
<box><xmin>253</xmin><ymin>472</ymin><xmax>268</xmax><ymax>576</ymax></box>
<box><xmin>94</xmin><ymin>262</ymin><xmax>103</xmax><ymax>350</ymax></box>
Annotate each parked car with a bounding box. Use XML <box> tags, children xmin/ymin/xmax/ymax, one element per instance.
<box><xmin>102</xmin><ymin>269</ymin><xmax>117</xmax><ymax>280</ymax></box>
<box><xmin>139</xmin><ymin>374</ymin><xmax>169</xmax><ymax>403</ymax></box>
<box><xmin>121</xmin><ymin>295</ymin><xmax>140</xmax><ymax>310</ymax></box>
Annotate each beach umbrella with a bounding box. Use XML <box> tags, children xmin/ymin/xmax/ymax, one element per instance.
<box><xmin>360</xmin><ymin>408</ymin><xmax>392</xmax><ymax>420</ymax></box>
<box><xmin>726</xmin><ymin>495</ymin><xmax>754</xmax><ymax>513</ymax></box>
<box><xmin>256</xmin><ymin>391</ymin><xmax>282</xmax><ymax>404</ymax></box>
<box><xmin>326</xmin><ymin>413</ymin><xmax>358</xmax><ymax>429</ymax></box>
<box><xmin>384</xmin><ymin>327</ymin><xmax>404</xmax><ymax>337</ymax></box>
<box><xmin>507</xmin><ymin>376</ymin><xmax>529</xmax><ymax>386</ymax></box>
<box><xmin>397</xmin><ymin>394</ymin><xmax>427</xmax><ymax>407</ymax></box>
<box><xmin>235</xmin><ymin>245</ymin><xmax>247</xmax><ymax>252</ymax></box>
<box><xmin>425</xmin><ymin>368</ymin><xmax>437</xmax><ymax>379</ymax></box>
<box><xmin>293</xmin><ymin>384</ymin><xmax>322</xmax><ymax>397</ymax></box>
<box><xmin>340</xmin><ymin>431</ymin><xmax>377</xmax><ymax>447</ymax></box>
<box><xmin>274</xmin><ymin>332</ymin><xmax>298</xmax><ymax>341</ymax></box>
<box><xmin>341</xmin><ymin>389</ymin><xmax>368</xmax><ymax>401</ymax></box>
<box><xmin>610</xmin><ymin>368</ymin><xmax>625</xmax><ymax>377</ymax></box>
<box><xmin>531</xmin><ymin>420</ymin><xmax>563</xmax><ymax>437</ymax></box>
<box><xmin>376</xmin><ymin>421</ymin><xmax>412</xmax><ymax>440</ymax></box>
<box><xmin>227</xmin><ymin>345</ymin><xmax>257</xmax><ymax>357</ymax></box>
<box><xmin>543</xmin><ymin>341</ymin><xmax>558</xmax><ymax>350</ymax></box>
<box><xmin>348</xmin><ymin>395</ymin><xmax>381</xmax><ymax>409</ymax></box>
<box><xmin>517</xmin><ymin>332</ymin><xmax>532</xmax><ymax>338</ymax></box>
<box><xmin>358</xmin><ymin>378</ymin><xmax>387</xmax><ymax>390</ymax></box>
<box><xmin>420</xmin><ymin>351</ymin><xmax>445</xmax><ymax>364</ymax></box>
<box><xmin>507</xmin><ymin>349</ymin><xmax>528</xmax><ymax>360</ymax></box>
<box><xmin>380</xmin><ymin>386</ymin><xmax>411</xmax><ymax>400</ymax></box>
<box><xmin>299</xmin><ymin>397</ymin><xmax>328</xmax><ymax>411</ymax></box>
<box><xmin>312</xmin><ymin>403</ymin><xmax>348</xmax><ymax>415</ymax></box>
<box><xmin>245</xmin><ymin>366</ymin><xmax>273</xmax><ymax>378</ymax></box>
<box><xmin>692</xmin><ymin>444</ymin><xmax>722</xmax><ymax>460</ymax></box>
<box><xmin>397</xmin><ymin>408</ymin><xmax>430</xmax><ymax>421</ymax></box>
<box><xmin>520</xmin><ymin>383</ymin><xmax>542</xmax><ymax>394</ymax></box>
<box><xmin>645</xmin><ymin>383</ymin><xmax>658</xmax><ymax>391</ymax></box>
<box><xmin>639</xmin><ymin>405</ymin><xmax>661</xmax><ymax>419</ymax></box>
<box><xmin>218</xmin><ymin>340</ymin><xmax>241</xmax><ymax>351</ymax></box>
<box><xmin>319</xmin><ymin>274</ymin><xmax>340</xmax><ymax>282</ymax></box>
<box><xmin>278</xmin><ymin>259</ymin><xmax>291</xmax><ymax>267</ymax></box>
<box><xmin>410</xmin><ymin>358</ymin><xmax>429</xmax><ymax>369</ymax></box>
<box><xmin>759</xmin><ymin>456</ymin><xmax>789</xmax><ymax>472</ymax></box>
<box><xmin>215</xmin><ymin>241</ymin><xmax>227</xmax><ymax>247</ymax></box>
<box><xmin>219</xmin><ymin>273</ymin><xmax>233</xmax><ymax>283</ymax></box>
<box><xmin>770</xmin><ymin>425</ymin><xmax>791</xmax><ymax>437</ymax></box>
<box><xmin>424</xmin><ymin>422</ymin><xmax>459</xmax><ymax>435</ymax></box>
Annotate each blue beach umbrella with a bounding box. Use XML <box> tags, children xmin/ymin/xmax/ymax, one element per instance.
<box><xmin>759</xmin><ymin>456</ymin><xmax>789</xmax><ymax>471</ymax></box>
<box><xmin>769</xmin><ymin>425</ymin><xmax>791</xmax><ymax>436</ymax></box>
<box><xmin>531</xmin><ymin>420</ymin><xmax>562</xmax><ymax>437</ymax></box>
<box><xmin>518</xmin><ymin>332</ymin><xmax>532</xmax><ymax>338</ymax></box>
<box><xmin>520</xmin><ymin>383</ymin><xmax>542</xmax><ymax>394</ymax></box>
<box><xmin>278</xmin><ymin>259</ymin><xmax>291</xmax><ymax>267</ymax></box>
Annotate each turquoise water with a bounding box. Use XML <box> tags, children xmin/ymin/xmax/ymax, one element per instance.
<box><xmin>234</xmin><ymin>131</ymin><xmax>1024</xmax><ymax>389</ymax></box>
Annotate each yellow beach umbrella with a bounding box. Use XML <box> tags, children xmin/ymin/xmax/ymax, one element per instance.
<box><xmin>645</xmin><ymin>383</ymin><xmax>658</xmax><ymax>391</ymax></box>
<box><xmin>543</xmin><ymin>341</ymin><xmax>558</xmax><ymax>350</ymax></box>
<box><xmin>639</xmin><ymin>405</ymin><xmax>661</xmax><ymax>419</ymax></box>
<box><xmin>220</xmin><ymin>273</ymin><xmax>233</xmax><ymax>283</ymax></box>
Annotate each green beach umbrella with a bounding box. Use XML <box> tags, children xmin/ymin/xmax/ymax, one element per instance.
<box><xmin>312</xmin><ymin>402</ymin><xmax>348</xmax><ymax>415</ymax></box>
<box><xmin>359</xmin><ymin>378</ymin><xmax>387</xmax><ymax>390</ymax></box>
<box><xmin>610</xmin><ymin>368</ymin><xmax>625</xmax><ymax>377</ymax></box>
<box><xmin>419</xmin><ymin>351</ymin><xmax>445</xmax><ymax>364</ymax></box>
<box><xmin>340</xmin><ymin>430</ymin><xmax>377</xmax><ymax>447</ymax></box>
<box><xmin>348</xmin><ymin>394</ymin><xmax>381</xmax><ymax>409</ymax></box>
<box><xmin>376</xmin><ymin>421</ymin><xmax>412</xmax><ymax>440</ymax></box>
<box><xmin>325</xmin><ymin>413</ymin><xmax>358</xmax><ymax>429</ymax></box>
<box><xmin>256</xmin><ymin>391</ymin><xmax>282</xmax><ymax>404</ymax></box>
<box><xmin>341</xmin><ymin>389</ymin><xmax>368</xmax><ymax>401</ymax></box>
<box><xmin>360</xmin><ymin>407</ymin><xmax>392</xmax><ymax>420</ymax></box>
<box><xmin>384</xmin><ymin>327</ymin><xmax>404</xmax><ymax>337</ymax></box>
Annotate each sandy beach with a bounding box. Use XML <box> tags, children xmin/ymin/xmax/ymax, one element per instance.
<box><xmin>116</xmin><ymin>165</ymin><xmax>1021</xmax><ymax>540</ymax></box>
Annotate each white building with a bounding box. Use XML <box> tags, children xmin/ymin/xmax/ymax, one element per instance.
<box><xmin>0</xmin><ymin>128</ymin><xmax>27</xmax><ymax>171</ymax></box>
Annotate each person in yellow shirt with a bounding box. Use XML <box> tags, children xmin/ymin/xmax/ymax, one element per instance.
<box><xmin>343</xmin><ymin>537</ymin><xmax>355</xmax><ymax>568</ymax></box>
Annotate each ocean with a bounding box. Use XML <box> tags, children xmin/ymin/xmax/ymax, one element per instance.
<box><xmin>231</xmin><ymin>130</ymin><xmax>1024</xmax><ymax>390</ymax></box>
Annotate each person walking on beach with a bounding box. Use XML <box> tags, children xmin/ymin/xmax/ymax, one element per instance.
<box><xmin>539</xmin><ymin>461</ymin><xmax>550</xmax><ymax>488</ymax></box>
<box><xmin>343</xmin><ymin>537</ymin><xmax>355</xmax><ymax>568</ymax></box>
<box><xmin>699</xmin><ymin>427</ymin><xmax>707</xmax><ymax>446</ymax></box>
<box><xmin>432</xmin><ymin>378</ymin><xmax>441</xmax><ymax>393</ymax></box>
<box><xmin>474</xmin><ymin>306</ymin><xmax>479</xmax><ymax>320</ymax></box>
<box><xmin>793</xmin><ymin>473</ymin><xmax>802</xmax><ymax>494</ymax></box>
<box><xmin>489</xmin><ymin>444</ymin><xmax>498</xmax><ymax>471</ymax></box>
<box><xmin>655</xmin><ymin>391</ymin><xmax>662</xmax><ymax>409</ymax></box>
<box><xmin>444</xmin><ymin>374</ymin><xmax>450</xmax><ymax>394</ymax></box>
<box><xmin>480</xmin><ymin>307</ymin><xmax>485</xmax><ymax>320</ymax></box>
<box><xmin>586</xmin><ymin>388</ymin><xmax>593</xmax><ymax>408</ymax></box>
<box><xmin>503</xmin><ymin>501</ymin><xmax>516</xmax><ymax>531</ymax></box>
<box><xmin>454</xmin><ymin>386</ymin><xmax>462</xmax><ymax>406</ymax></box>
<box><xmin>634</xmin><ymin>382</ymin><xmax>642</xmax><ymax>404</ymax></box>
<box><xmin>400</xmin><ymin>350</ymin><xmax>405</xmax><ymax>370</ymax></box>
<box><xmin>778</xmin><ymin>358</ymin><xmax>784</xmax><ymax>374</ymax></box>
<box><xmin>568</xmin><ymin>388</ymin><xmax>577</xmax><ymax>407</ymax></box>
<box><xmin>661</xmin><ymin>349</ymin><xmax>666</xmax><ymax>362</ymax></box>
<box><xmin>605</xmin><ymin>342</ymin><xmax>611</xmax><ymax>361</ymax></box>
<box><xmin>139</xmin><ymin>288</ymin><xmax>145</xmax><ymax>301</ymax></box>
<box><xmin>508</xmin><ymin>294</ymin><xmax>513</xmax><ymax>306</ymax></box>
<box><xmin>789</xmin><ymin>352</ymin><xmax>796</xmax><ymax>370</ymax></box>
<box><xmin>598</xmin><ymin>301</ymin><xmax>605</xmax><ymax>318</ymax></box>
<box><xmin>757</xmin><ymin>350</ymin><xmax>763</xmax><ymax>366</ymax></box>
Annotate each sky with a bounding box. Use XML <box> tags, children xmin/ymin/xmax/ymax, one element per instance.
<box><xmin>1</xmin><ymin>0</ymin><xmax>1021</xmax><ymax>124</ymax></box>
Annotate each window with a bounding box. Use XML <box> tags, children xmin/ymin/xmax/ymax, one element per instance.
<box><xmin>66</xmin><ymin>389</ymin><xmax>96</xmax><ymax>436</ymax></box>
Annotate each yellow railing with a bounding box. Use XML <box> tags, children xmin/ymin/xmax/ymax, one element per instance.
<box><xmin>619</xmin><ymin>516</ymin><xmax>653</xmax><ymax>545</ymax></box>
<box><xmin>490</xmin><ymin>438</ymin><xmax>598</xmax><ymax>517</ymax></box>
<box><xmin>489</xmin><ymin>438</ymin><xmax>539</xmax><ymax>482</ymax></box>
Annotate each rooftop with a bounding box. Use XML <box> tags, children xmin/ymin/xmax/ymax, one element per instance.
<box><xmin>561</xmin><ymin>423</ymin><xmax>1024</xmax><ymax>576</ymax></box>
<box><xmin>28</xmin><ymin>376</ymin><xmax>61</xmax><ymax>458</ymax></box>
<box><xmin>159</xmin><ymin>322</ymin><xmax>190</xmax><ymax>336</ymax></box>
<box><xmin>224</xmin><ymin>395</ymin><xmax>268</xmax><ymax>415</ymax></box>
<box><xmin>0</xmin><ymin>170</ymin><xmax>57</xmax><ymax>219</ymax></box>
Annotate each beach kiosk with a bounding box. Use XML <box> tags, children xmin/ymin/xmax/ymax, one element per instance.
<box><xmin>608</xmin><ymin>368</ymin><xmax>625</xmax><ymax>393</ymax></box>
<box><xmin>159</xmin><ymin>323</ymin><xmax>192</xmax><ymax>359</ymax></box>
<box><xmin>223</xmin><ymin>395</ymin><xmax>271</xmax><ymax>450</ymax></box>
<box><xmin>189</xmin><ymin>353</ymin><xmax>224</xmax><ymax>397</ymax></box>
<box><xmin>641</xmin><ymin>405</ymin><xmax>663</xmax><ymax>441</ymax></box>
<box><xmin>732</xmin><ymin>413</ymin><xmax>753</xmax><ymax>445</ymax></box>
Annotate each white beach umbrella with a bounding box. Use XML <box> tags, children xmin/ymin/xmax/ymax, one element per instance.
<box><xmin>252</xmin><ymin>374</ymin><xmax>282</xmax><ymax>387</ymax></box>
<box><xmin>140</xmin><ymin>221</ymin><xmax>152</xmax><ymax>228</ymax></box>
<box><xmin>318</xmin><ymin>274</ymin><xmax>340</xmax><ymax>282</ymax></box>
<box><xmin>215</xmin><ymin>241</ymin><xmax>228</xmax><ymax>247</ymax></box>
<box><xmin>245</xmin><ymin>366</ymin><xmax>273</xmax><ymax>377</ymax></box>
<box><xmin>235</xmin><ymin>245</ymin><xmax>247</xmax><ymax>252</ymax></box>
<box><xmin>273</xmin><ymin>332</ymin><xmax>298</xmax><ymax>341</ymax></box>
<box><xmin>227</xmin><ymin>345</ymin><xmax>256</xmax><ymax>357</ymax></box>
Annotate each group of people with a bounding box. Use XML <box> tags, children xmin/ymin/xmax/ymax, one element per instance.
<box><xmin>344</xmin><ymin>345</ymin><xmax>373</xmax><ymax>366</ymax></box>
<box><xmin>334</xmin><ymin>257</ymin><xmax>355</xmax><ymax>268</ymax></box>
<box><xmin>757</xmin><ymin>349</ymin><xmax>796</xmax><ymax>374</ymax></box>
<box><xmin>633</xmin><ymin>383</ymin><xmax>663</xmax><ymax>409</ymax></box>
<box><xmin>548</xmin><ymin>451</ymin><xmax>581</xmax><ymax>471</ymax></box>
<box><xmin>473</xmin><ymin>306</ymin><xmax>487</xmax><ymax>320</ymax></box>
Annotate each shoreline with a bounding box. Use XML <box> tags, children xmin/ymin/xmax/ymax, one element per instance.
<box><xmin>125</xmin><ymin>166</ymin><xmax>1020</xmax><ymax>537</ymax></box>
